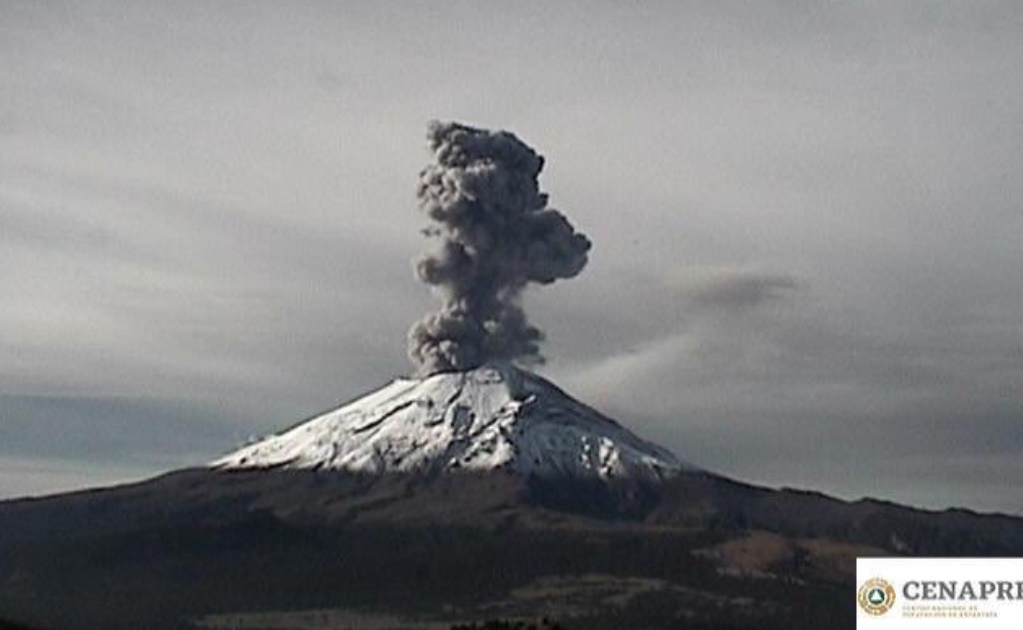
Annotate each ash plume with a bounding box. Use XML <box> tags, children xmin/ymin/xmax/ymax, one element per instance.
<box><xmin>408</xmin><ymin>122</ymin><xmax>591</xmax><ymax>374</ymax></box>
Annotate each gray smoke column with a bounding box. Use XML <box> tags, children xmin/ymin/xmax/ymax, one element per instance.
<box><xmin>408</xmin><ymin>121</ymin><xmax>591</xmax><ymax>375</ymax></box>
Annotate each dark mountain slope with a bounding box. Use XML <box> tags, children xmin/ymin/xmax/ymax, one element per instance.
<box><xmin>1</xmin><ymin>467</ymin><xmax>1021</xmax><ymax>630</ymax></box>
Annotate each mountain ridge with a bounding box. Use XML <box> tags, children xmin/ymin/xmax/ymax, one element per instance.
<box><xmin>4</xmin><ymin>367</ymin><xmax>1023</xmax><ymax>629</ymax></box>
<box><xmin>3</xmin><ymin>467</ymin><xmax>1023</xmax><ymax>629</ymax></box>
<box><xmin>213</xmin><ymin>362</ymin><xmax>688</xmax><ymax>481</ymax></box>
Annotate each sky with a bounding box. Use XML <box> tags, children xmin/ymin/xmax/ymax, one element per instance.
<box><xmin>2</xmin><ymin>1</ymin><xmax>1021</xmax><ymax>514</ymax></box>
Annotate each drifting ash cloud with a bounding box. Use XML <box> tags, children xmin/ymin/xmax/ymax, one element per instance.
<box><xmin>407</xmin><ymin>122</ymin><xmax>591</xmax><ymax>375</ymax></box>
<box><xmin>677</xmin><ymin>268</ymin><xmax>801</xmax><ymax>313</ymax></box>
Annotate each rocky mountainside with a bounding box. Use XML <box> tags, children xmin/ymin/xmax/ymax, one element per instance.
<box><xmin>2</xmin><ymin>366</ymin><xmax>1022</xmax><ymax>630</ymax></box>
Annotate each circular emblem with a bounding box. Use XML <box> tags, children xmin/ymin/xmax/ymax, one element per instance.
<box><xmin>858</xmin><ymin>577</ymin><xmax>896</xmax><ymax>615</ymax></box>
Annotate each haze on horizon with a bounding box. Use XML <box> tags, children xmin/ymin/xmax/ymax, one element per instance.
<box><xmin>1</xmin><ymin>1</ymin><xmax>1021</xmax><ymax>515</ymax></box>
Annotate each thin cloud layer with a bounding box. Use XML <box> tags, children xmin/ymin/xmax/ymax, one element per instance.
<box><xmin>1</xmin><ymin>1</ymin><xmax>1021</xmax><ymax>513</ymax></box>
<box><xmin>551</xmin><ymin>267</ymin><xmax>1023</xmax><ymax>513</ymax></box>
<box><xmin>677</xmin><ymin>269</ymin><xmax>800</xmax><ymax>313</ymax></box>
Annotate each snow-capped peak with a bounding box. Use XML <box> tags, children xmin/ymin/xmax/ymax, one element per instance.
<box><xmin>212</xmin><ymin>362</ymin><xmax>690</xmax><ymax>481</ymax></box>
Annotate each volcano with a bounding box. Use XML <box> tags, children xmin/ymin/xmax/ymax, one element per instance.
<box><xmin>3</xmin><ymin>365</ymin><xmax>1023</xmax><ymax>630</ymax></box>
<box><xmin>213</xmin><ymin>363</ymin><xmax>686</xmax><ymax>481</ymax></box>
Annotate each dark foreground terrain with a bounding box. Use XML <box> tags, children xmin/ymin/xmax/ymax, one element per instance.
<box><xmin>1</xmin><ymin>468</ymin><xmax>1022</xmax><ymax>629</ymax></box>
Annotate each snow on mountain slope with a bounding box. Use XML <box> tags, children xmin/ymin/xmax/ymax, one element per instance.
<box><xmin>213</xmin><ymin>363</ymin><xmax>690</xmax><ymax>481</ymax></box>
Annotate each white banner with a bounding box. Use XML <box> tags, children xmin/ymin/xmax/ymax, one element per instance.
<box><xmin>857</xmin><ymin>558</ymin><xmax>1023</xmax><ymax>628</ymax></box>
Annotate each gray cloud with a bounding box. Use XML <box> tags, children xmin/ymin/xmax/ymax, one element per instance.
<box><xmin>1</xmin><ymin>1</ymin><xmax>1021</xmax><ymax>514</ymax></box>
<box><xmin>677</xmin><ymin>269</ymin><xmax>800</xmax><ymax>313</ymax></box>
<box><xmin>0</xmin><ymin>394</ymin><xmax>257</xmax><ymax>498</ymax></box>
<box><xmin>0</xmin><ymin>395</ymin><xmax>241</xmax><ymax>463</ymax></box>
<box><xmin>551</xmin><ymin>269</ymin><xmax>1023</xmax><ymax>514</ymax></box>
<box><xmin>0</xmin><ymin>455</ymin><xmax>160</xmax><ymax>499</ymax></box>
<box><xmin>408</xmin><ymin>122</ymin><xmax>590</xmax><ymax>374</ymax></box>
